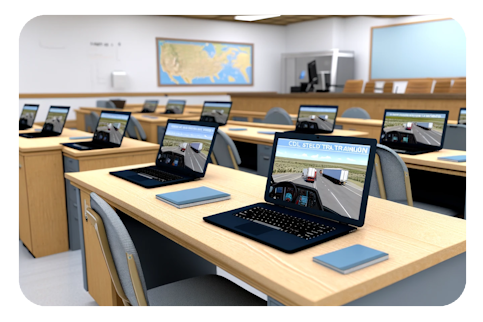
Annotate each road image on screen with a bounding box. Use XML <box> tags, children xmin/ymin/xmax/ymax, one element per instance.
<box><xmin>158</xmin><ymin>123</ymin><xmax>216</xmax><ymax>174</ymax></box>
<box><xmin>459</xmin><ymin>109</ymin><xmax>466</xmax><ymax>125</ymax></box>
<box><xmin>165</xmin><ymin>100</ymin><xmax>186</xmax><ymax>114</ymax></box>
<box><xmin>93</xmin><ymin>113</ymin><xmax>129</xmax><ymax>145</ymax></box>
<box><xmin>296</xmin><ymin>106</ymin><xmax>337</xmax><ymax>132</ymax></box>
<box><xmin>19</xmin><ymin>106</ymin><xmax>38</xmax><ymax>127</ymax></box>
<box><xmin>143</xmin><ymin>101</ymin><xmax>158</xmax><ymax>113</ymax></box>
<box><xmin>200</xmin><ymin>102</ymin><xmax>232</xmax><ymax>125</ymax></box>
<box><xmin>43</xmin><ymin>107</ymin><xmax>69</xmax><ymax>133</ymax></box>
<box><xmin>381</xmin><ymin>111</ymin><xmax>446</xmax><ymax>147</ymax></box>
<box><xmin>269</xmin><ymin>139</ymin><xmax>370</xmax><ymax>220</ymax></box>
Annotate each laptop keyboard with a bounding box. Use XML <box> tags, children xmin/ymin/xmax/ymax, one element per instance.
<box><xmin>233</xmin><ymin>206</ymin><xmax>336</xmax><ymax>240</ymax></box>
<box><xmin>132</xmin><ymin>167</ymin><xmax>183</xmax><ymax>182</ymax></box>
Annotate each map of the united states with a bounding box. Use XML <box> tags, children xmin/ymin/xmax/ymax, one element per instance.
<box><xmin>158</xmin><ymin>39</ymin><xmax>253</xmax><ymax>85</ymax></box>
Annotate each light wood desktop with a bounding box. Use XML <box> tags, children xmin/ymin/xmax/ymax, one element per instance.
<box><xmin>66</xmin><ymin>164</ymin><xmax>466</xmax><ymax>306</ymax></box>
<box><xmin>19</xmin><ymin>129</ymin><xmax>159</xmax><ymax>258</ymax></box>
<box><xmin>398</xmin><ymin>149</ymin><xmax>466</xmax><ymax>177</ymax></box>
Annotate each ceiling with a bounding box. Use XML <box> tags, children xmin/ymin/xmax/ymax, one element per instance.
<box><xmin>174</xmin><ymin>15</ymin><xmax>411</xmax><ymax>26</ymax></box>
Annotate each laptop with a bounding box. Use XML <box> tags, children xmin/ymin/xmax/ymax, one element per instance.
<box><xmin>141</xmin><ymin>100</ymin><xmax>159</xmax><ymax>113</ymax></box>
<box><xmin>110</xmin><ymin>100</ymin><xmax>126</xmax><ymax>109</ymax></box>
<box><xmin>19</xmin><ymin>106</ymin><xmax>70</xmax><ymax>138</ymax></box>
<box><xmin>19</xmin><ymin>104</ymin><xmax>39</xmax><ymax>130</ymax></box>
<box><xmin>199</xmin><ymin>101</ymin><xmax>233</xmax><ymax>126</ymax></box>
<box><xmin>380</xmin><ymin>109</ymin><xmax>449</xmax><ymax>155</ymax></box>
<box><xmin>293</xmin><ymin>105</ymin><xmax>338</xmax><ymax>134</ymax></box>
<box><xmin>110</xmin><ymin>119</ymin><xmax>219</xmax><ymax>188</ymax></box>
<box><xmin>62</xmin><ymin>111</ymin><xmax>131</xmax><ymax>151</ymax></box>
<box><xmin>458</xmin><ymin>108</ymin><xmax>466</xmax><ymax>125</ymax></box>
<box><xmin>163</xmin><ymin>100</ymin><xmax>186</xmax><ymax>114</ymax></box>
<box><xmin>204</xmin><ymin>132</ymin><xmax>377</xmax><ymax>253</ymax></box>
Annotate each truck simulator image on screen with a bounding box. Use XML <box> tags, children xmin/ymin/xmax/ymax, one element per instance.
<box><xmin>43</xmin><ymin>107</ymin><xmax>69</xmax><ymax>133</ymax></box>
<box><xmin>199</xmin><ymin>102</ymin><xmax>232</xmax><ymax>125</ymax></box>
<box><xmin>19</xmin><ymin>105</ymin><xmax>38</xmax><ymax>127</ymax></box>
<box><xmin>381</xmin><ymin>111</ymin><xmax>446</xmax><ymax>147</ymax></box>
<box><xmin>296</xmin><ymin>106</ymin><xmax>337</xmax><ymax>132</ymax></box>
<box><xmin>165</xmin><ymin>100</ymin><xmax>186</xmax><ymax>114</ymax></box>
<box><xmin>92</xmin><ymin>113</ymin><xmax>130</xmax><ymax>145</ymax></box>
<box><xmin>269</xmin><ymin>138</ymin><xmax>370</xmax><ymax>220</ymax></box>
<box><xmin>459</xmin><ymin>109</ymin><xmax>466</xmax><ymax>125</ymax></box>
<box><xmin>158</xmin><ymin>123</ymin><xmax>216</xmax><ymax>173</ymax></box>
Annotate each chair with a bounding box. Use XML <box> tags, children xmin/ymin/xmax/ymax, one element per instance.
<box><xmin>126</xmin><ymin>117</ymin><xmax>147</xmax><ymax>141</ymax></box>
<box><xmin>433</xmin><ymin>80</ymin><xmax>451</xmax><ymax>93</ymax></box>
<box><xmin>383</xmin><ymin>81</ymin><xmax>394</xmax><ymax>93</ymax></box>
<box><xmin>85</xmin><ymin>112</ymin><xmax>99</xmax><ymax>133</ymax></box>
<box><xmin>96</xmin><ymin>100</ymin><xmax>117</xmax><ymax>109</ymax></box>
<box><xmin>262</xmin><ymin>107</ymin><xmax>293</xmax><ymax>125</ymax></box>
<box><xmin>443</xmin><ymin>125</ymin><xmax>466</xmax><ymax>151</ymax></box>
<box><xmin>85</xmin><ymin>192</ymin><xmax>266</xmax><ymax>306</ymax></box>
<box><xmin>449</xmin><ymin>79</ymin><xmax>466</xmax><ymax>93</ymax></box>
<box><xmin>211</xmin><ymin>130</ymin><xmax>241</xmax><ymax>170</ymax></box>
<box><xmin>363</xmin><ymin>81</ymin><xmax>375</xmax><ymax>93</ymax></box>
<box><xmin>342</xmin><ymin>80</ymin><xmax>364</xmax><ymax>93</ymax></box>
<box><xmin>404</xmin><ymin>80</ymin><xmax>433</xmax><ymax>94</ymax></box>
<box><xmin>340</xmin><ymin>107</ymin><xmax>371</xmax><ymax>119</ymax></box>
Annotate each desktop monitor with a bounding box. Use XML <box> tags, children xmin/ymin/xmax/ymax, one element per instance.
<box><xmin>306</xmin><ymin>61</ymin><xmax>318</xmax><ymax>92</ymax></box>
<box><xmin>295</xmin><ymin>105</ymin><xmax>338</xmax><ymax>134</ymax></box>
<box><xmin>19</xmin><ymin>104</ymin><xmax>39</xmax><ymax>129</ymax></box>
<box><xmin>199</xmin><ymin>101</ymin><xmax>233</xmax><ymax>126</ymax></box>
<box><xmin>458</xmin><ymin>108</ymin><xmax>466</xmax><ymax>125</ymax></box>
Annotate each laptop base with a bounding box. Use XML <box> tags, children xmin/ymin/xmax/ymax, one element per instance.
<box><xmin>19</xmin><ymin>132</ymin><xmax>58</xmax><ymax>138</ymax></box>
<box><xmin>391</xmin><ymin>149</ymin><xmax>435</xmax><ymax>155</ymax></box>
<box><xmin>110</xmin><ymin>166</ymin><xmax>194</xmax><ymax>188</ymax></box>
<box><xmin>62</xmin><ymin>141</ymin><xmax>114</xmax><ymax>151</ymax></box>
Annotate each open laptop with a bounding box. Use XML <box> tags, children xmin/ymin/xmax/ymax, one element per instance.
<box><xmin>141</xmin><ymin>100</ymin><xmax>159</xmax><ymax>113</ymax></box>
<box><xmin>19</xmin><ymin>106</ymin><xmax>70</xmax><ymax>138</ymax></box>
<box><xmin>293</xmin><ymin>105</ymin><xmax>338</xmax><ymax>134</ymax></box>
<box><xmin>110</xmin><ymin>119</ymin><xmax>219</xmax><ymax>188</ymax></box>
<box><xmin>204</xmin><ymin>132</ymin><xmax>377</xmax><ymax>253</ymax></box>
<box><xmin>458</xmin><ymin>108</ymin><xmax>466</xmax><ymax>125</ymax></box>
<box><xmin>199</xmin><ymin>101</ymin><xmax>233</xmax><ymax>126</ymax></box>
<box><xmin>62</xmin><ymin>111</ymin><xmax>131</xmax><ymax>151</ymax></box>
<box><xmin>110</xmin><ymin>100</ymin><xmax>126</xmax><ymax>109</ymax></box>
<box><xmin>19</xmin><ymin>104</ymin><xmax>39</xmax><ymax>130</ymax></box>
<box><xmin>163</xmin><ymin>100</ymin><xmax>186</xmax><ymax>114</ymax></box>
<box><xmin>380</xmin><ymin>109</ymin><xmax>449</xmax><ymax>155</ymax></box>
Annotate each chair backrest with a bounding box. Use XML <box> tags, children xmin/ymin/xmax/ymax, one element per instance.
<box><xmin>443</xmin><ymin>125</ymin><xmax>466</xmax><ymax>151</ymax></box>
<box><xmin>342</xmin><ymin>79</ymin><xmax>364</xmax><ymax>93</ymax></box>
<box><xmin>341</xmin><ymin>107</ymin><xmax>371</xmax><ymax>119</ymax></box>
<box><xmin>449</xmin><ymin>79</ymin><xmax>466</xmax><ymax>93</ymax></box>
<box><xmin>369</xmin><ymin>144</ymin><xmax>413</xmax><ymax>206</ymax></box>
<box><xmin>405</xmin><ymin>79</ymin><xmax>433</xmax><ymax>94</ymax></box>
<box><xmin>96</xmin><ymin>100</ymin><xmax>117</xmax><ymax>109</ymax></box>
<box><xmin>85</xmin><ymin>112</ymin><xmax>100</xmax><ymax>133</ymax></box>
<box><xmin>212</xmin><ymin>130</ymin><xmax>242</xmax><ymax>170</ymax></box>
<box><xmin>126</xmin><ymin>117</ymin><xmax>147</xmax><ymax>141</ymax></box>
<box><xmin>363</xmin><ymin>81</ymin><xmax>375</xmax><ymax>93</ymax></box>
<box><xmin>383</xmin><ymin>81</ymin><xmax>394</xmax><ymax>93</ymax></box>
<box><xmin>263</xmin><ymin>107</ymin><xmax>293</xmax><ymax>125</ymax></box>
<box><xmin>86</xmin><ymin>192</ymin><xmax>149</xmax><ymax>306</ymax></box>
<box><xmin>433</xmin><ymin>80</ymin><xmax>451</xmax><ymax>94</ymax></box>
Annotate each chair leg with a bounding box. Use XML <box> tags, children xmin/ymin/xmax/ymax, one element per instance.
<box><xmin>374</xmin><ymin>154</ymin><xmax>387</xmax><ymax>199</ymax></box>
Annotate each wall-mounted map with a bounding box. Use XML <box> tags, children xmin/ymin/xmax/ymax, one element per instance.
<box><xmin>156</xmin><ymin>38</ymin><xmax>253</xmax><ymax>86</ymax></box>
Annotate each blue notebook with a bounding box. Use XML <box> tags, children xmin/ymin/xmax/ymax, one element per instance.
<box><xmin>437</xmin><ymin>155</ymin><xmax>466</xmax><ymax>162</ymax></box>
<box><xmin>156</xmin><ymin>186</ymin><xmax>230</xmax><ymax>209</ymax></box>
<box><xmin>313</xmin><ymin>244</ymin><xmax>388</xmax><ymax>274</ymax></box>
<box><xmin>257</xmin><ymin>131</ymin><xmax>276</xmax><ymax>135</ymax></box>
<box><xmin>142</xmin><ymin>115</ymin><xmax>158</xmax><ymax>119</ymax></box>
<box><xmin>229</xmin><ymin>128</ymin><xmax>247</xmax><ymax>131</ymax></box>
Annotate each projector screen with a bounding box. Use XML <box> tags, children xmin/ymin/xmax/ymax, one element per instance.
<box><xmin>370</xmin><ymin>19</ymin><xmax>466</xmax><ymax>80</ymax></box>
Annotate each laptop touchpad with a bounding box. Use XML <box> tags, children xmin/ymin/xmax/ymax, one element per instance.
<box><xmin>236</xmin><ymin>222</ymin><xmax>272</xmax><ymax>235</ymax></box>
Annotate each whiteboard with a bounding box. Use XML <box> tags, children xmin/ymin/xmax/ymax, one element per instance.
<box><xmin>370</xmin><ymin>19</ymin><xmax>466</xmax><ymax>79</ymax></box>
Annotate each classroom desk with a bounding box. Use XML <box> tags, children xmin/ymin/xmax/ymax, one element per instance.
<box><xmin>19</xmin><ymin>130</ymin><xmax>159</xmax><ymax>258</ymax></box>
<box><xmin>398</xmin><ymin>149</ymin><xmax>466</xmax><ymax>177</ymax></box>
<box><xmin>66</xmin><ymin>164</ymin><xmax>466</xmax><ymax>306</ymax></box>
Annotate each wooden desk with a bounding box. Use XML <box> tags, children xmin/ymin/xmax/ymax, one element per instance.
<box><xmin>134</xmin><ymin>114</ymin><xmax>200</xmax><ymax>144</ymax></box>
<box><xmin>66</xmin><ymin>164</ymin><xmax>466</xmax><ymax>306</ymax></box>
<box><xmin>398</xmin><ymin>149</ymin><xmax>466</xmax><ymax>177</ymax></box>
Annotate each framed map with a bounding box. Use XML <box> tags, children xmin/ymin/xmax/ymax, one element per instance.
<box><xmin>156</xmin><ymin>38</ymin><xmax>253</xmax><ymax>86</ymax></box>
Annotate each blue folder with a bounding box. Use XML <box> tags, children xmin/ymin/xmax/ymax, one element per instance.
<box><xmin>156</xmin><ymin>186</ymin><xmax>230</xmax><ymax>208</ymax></box>
<box><xmin>437</xmin><ymin>155</ymin><xmax>466</xmax><ymax>162</ymax></box>
<box><xmin>142</xmin><ymin>115</ymin><xmax>158</xmax><ymax>119</ymax></box>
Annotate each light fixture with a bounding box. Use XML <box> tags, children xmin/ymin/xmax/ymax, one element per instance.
<box><xmin>234</xmin><ymin>15</ymin><xmax>280</xmax><ymax>22</ymax></box>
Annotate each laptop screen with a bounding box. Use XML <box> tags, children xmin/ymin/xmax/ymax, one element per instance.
<box><xmin>199</xmin><ymin>101</ymin><xmax>233</xmax><ymax>125</ymax></box>
<box><xmin>267</xmin><ymin>137</ymin><xmax>373</xmax><ymax>222</ymax></box>
<box><xmin>42</xmin><ymin>106</ymin><xmax>69</xmax><ymax>134</ymax></box>
<box><xmin>296</xmin><ymin>105</ymin><xmax>338</xmax><ymax>133</ymax></box>
<box><xmin>143</xmin><ymin>100</ymin><xmax>159</xmax><ymax>113</ymax></box>
<box><xmin>92</xmin><ymin>112</ymin><xmax>130</xmax><ymax>146</ymax></box>
<box><xmin>380</xmin><ymin>110</ymin><xmax>449</xmax><ymax>149</ymax></box>
<box><xmin>165</xmin><ymin>100</ymin><xmax>186</xmax><ymax>114</ymax></box>
<box><xmin>19</xmin><ymin>104</ymin><xmax>39</xmax><ymax>127</ymax></box>
<box><xmin>458</xmin><ymin>108</ymin><xmax>466</xmax><ymax>125</ymax></box>
<box><xmin>157</xmin><ymin>122</ymin><xmax>217</xmax><ymax>174</ymax></box>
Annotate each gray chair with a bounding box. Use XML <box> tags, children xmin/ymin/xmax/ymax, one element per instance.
<box><xmin>263</xmin><ymin>107</ymin><xmax>293</xmax><ymax>125</ymax></box>
<box><xmin>126</xmin><ymin>117</ymin><xmax>147</xmax><ymax>141</ymax></box>
<box><xmin>96</xmin><ymin>100</ymin><xmax>116</xmax><ymax>109</ymax></box>
<box><xmin>212</xmin><ymin>130</ymin><xmax>241</xmax><ymax>170</ymax></box>
<box><xmin>443</xmin><ymin>125</ymin><xmax>466</xmax><ymax>151</ymax></box>
<box><xmin>85</xmin><ymin>192</ymin><xmax>266</xmax><ymax>306</ymax></box>
<box><xmin>341</xmin><ymin>107</ymin><xmax>371</xmax><ymax>119</ymax></box>
<box><xmin>85</xmin><ymin>112</ymin><xmax>100</xmax><ymax>133</ymax></box>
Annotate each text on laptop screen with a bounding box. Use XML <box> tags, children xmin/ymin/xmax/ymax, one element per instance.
<box><xmin>93</xmin><ymin>113</ymin><xmax>130</xmax><ymax>145</ymax></box>
<box><xmin>19</xmin><ymin>105</ymin><xmax>38</xmax><ymax>127</ymax></box>
<box><xmin>381</xmin><ymin>111</ymin><xmax>446</xmax><ymax>147</ymax></box>
<box><xmin>200</xmin><ymin>102</ymin><xmax>232</xmax><ymax>125</ymax></box>
<box><xmin>143</xmin><ymin>100</ymin><xmax>158</xmax><ymax>112</ymax></box>
<box><xmin>269</xmin><ymin>138</ymin><xmax>371</xmax><ymax>220</ymax></box>
<box><xmin>458</xmin><ymin>109</ymin><xmax>466</xmax><ymax>125</ymax></box>
<box><xmin>43</xmin><ymin>107</ymin><xmax>69</xmax><ymax>133</ymax></box>
<box><xmin>166</xmin><ymin>100</ymin><xmax>186</xmax><ymax>113</ymax></box>
<box><xmin>158</xmin><ymin>123</ymin><xmax>216</xmax><ymax>174</ymax></box>
<box><xmin>296</xmin><ymin>106</ymin><xmax>337</xmax><ymax>132</ymax></box>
